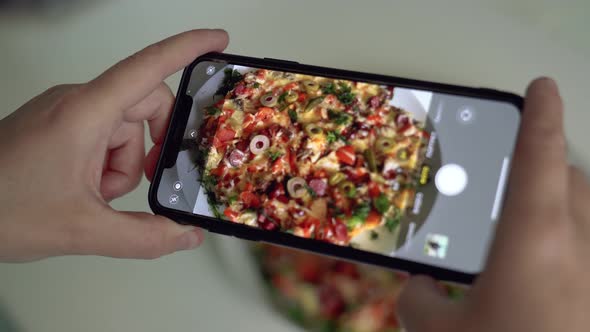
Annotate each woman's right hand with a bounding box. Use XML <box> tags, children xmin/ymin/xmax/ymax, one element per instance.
<box><xmin>398</xmin><ymin>78</ymin><xmax>590</xmax><ymax>332</ymax></box>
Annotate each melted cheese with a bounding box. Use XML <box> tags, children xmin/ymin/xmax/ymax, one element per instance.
<box><xmin>205</xmin><ymin>148</ymin><xmax>222</xmax><ymax>171</ymax></box>
<box><xmin>228</xmin><ymin>110</ymin><xmax>245</xmax><ymax>133</ymax></box>
<box><xmin>269</xmin><ymin>200</ymin><xmax>290</xmax><ymax>222</ymax></box>
<box><xmin>304</xmin><ymin>137</ymin><xmax>327</xmax><ymax>163</ymax></box>
<box><xmin>382</xmin><ymin>157</ymin><xmax>400</xmax><ymax>175</ymax></box>
<box><xmin>355</xmin><ymin>82</ymin><xmax>382</xmax><ymax>96</ymax></box>
<box><xmin>315</xmin><ymin>151</ymin><xmax>340</xmax><ymax>173</ymax></box>
<box><xmin>351</xmin><ymin>137</ymin><xmax>370</xmax><ymax>151</ymax></box>
<box><xmin>237</xmin><ymin>211</ymin><xmax>258</xmax><ymax>226</ymax></box>
<box><xmin>270</xmin><ymin>111</ymin><xmax>291</xmax><ymax>128</ymax></box>
<box><xmin>298</xmin><ymin>109</ymin><xmax>322</xmax><ymax>124</ymax></box>
<box><xmin>379</xmin><ymin>127</ymin><xmax>397</xmax><ymax>138</ymax></box>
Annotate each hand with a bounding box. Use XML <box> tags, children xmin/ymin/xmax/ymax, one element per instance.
<box><xmin>397</xmin><ymin>78</ymin><xmax>589</xmax><ymax>331</ymax></box>
<box><xmin>0</xmin><ymin>29</ymin><xmax>229</xmax><ymax>262</ymax></box>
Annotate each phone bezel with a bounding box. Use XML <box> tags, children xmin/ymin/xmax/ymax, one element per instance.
<box><xmin>148</xmin><ymin>52</ymin><xmax>523</xmax><ymax>284</ymax></box>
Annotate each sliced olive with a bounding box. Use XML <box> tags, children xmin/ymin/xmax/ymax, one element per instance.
<box><xmin>302</xmin><ymin>80</ymin><xmax>320</xmax><ymax>93</ymax></box>
<box><xmin>305</xmin><ymin>124</ymin><xmax>324</xmax><ymax>137</ymax></box>
<box><xmin>304</xmin><ymin>96</ymin><xmax>324</xmax><ymax>112</ymax></box>
<box><xmin>284</xmin><ymin>90</ymin><xmax>298</xmax><ymax>103</ymax></box>
<box><xmin>287</xmin><ymin>177</ymin><xmax>308</xmax><ymax>198</ymax></box>
<box><xmin>365</xmin><ymin>149</ymin><xmax>377</xmax><ymax>172</ymax></box>
<box><xmin>260</xmin><ymin>93</ymin><xmax>278</xmax><ymax>107</ymax></box>
<box><xmin>329</xmin><ymin>172</ymin><xmax>346</xmax><ymax>186</ymax></box>
<box><xmin>250</xmin><ymin>135</ymin><xmax>270</xmax><ymax>155</ymax></box>
<box><xmin>339</xmin><ymin>181</ymin><xmax>356</xmax><ymax>196</ymax></box>
<box><xmin>375</xmin><ymin>137</ymin><xmax>395</xmax><ymax>154</ymax></box>
<box><xmin>397</xmin><ymin>148</ymin><xmax>409</xmax><ymax>160</ymax></box>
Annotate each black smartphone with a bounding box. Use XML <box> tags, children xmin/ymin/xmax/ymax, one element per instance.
<box><xmin>149</xmin><ymin>53</ymin><xmax>522</xmax><ymax>284</ymax></box>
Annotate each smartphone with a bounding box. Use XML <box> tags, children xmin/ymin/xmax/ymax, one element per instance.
<box><xmin>149</xmin><ymin>53</ymin><xmax>522</xmax><ymax>284</ymax></box>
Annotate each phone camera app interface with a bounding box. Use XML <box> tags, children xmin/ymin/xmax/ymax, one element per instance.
<box><xmin>157</xmin><ymin>61</ymin><xmax>520</xmax><ymax>273</ymax></box>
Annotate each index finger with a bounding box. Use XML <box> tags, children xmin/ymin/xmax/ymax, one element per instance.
<box><xmin>85</xmin><ymin>29</ymin><xmax>229</xmax><ymax>114</ymax></box>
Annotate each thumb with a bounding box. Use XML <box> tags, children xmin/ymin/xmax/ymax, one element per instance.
<box><xmin>397</xmin><ymin>275</ymin><xmax>458</xmax><ymax>332</ymax></box>
<box><xmin>73</xmin><ymin>210</ymin><xmax>204</xmax><ymax>259</ymax></box>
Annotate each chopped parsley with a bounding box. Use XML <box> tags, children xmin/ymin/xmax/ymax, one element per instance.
<box><xmin>374</xmin><ymin>193</ymin><xmax>390</xmax><ymax>214</ymax></box>
<box><xmin>208</xmin><ymin>198</ymin><xmax>222</xmax><ymax>219</ymax></box>
<box><xmin>287</xmin><ymin>305</ymin><xmax>305</xmax><ymax>324</ymax></box>
<box><xmin>347</xmin><ymin>217</ymin><xmax>363</xmax><ymax>230</ymax></box>
<box><xmin>318</xmin><ymin>320</ymin><xmax>338</xmax><ymax>332</ymax></box>
<box><xmin>322</xmin><ymin>82</ymin><xmax>356</xmax><ymax>105</ymax></box>
<box><xmin>336</xmin><ymin>82</ymin><xmax>355</xmax><ymax>105</ymax></box>
<box><xmin>345</xmin><ymin>186</ymin><xmax>356</xmax><ymax>198</ymax></box>
<box><xmin>205</xmin><ymin>106</ymin><xmax>221</xmax><ymax>116</ymax></box>
<box><xmin>227</xmin><ymin>194</ymin><xmax>238</xmax><ymax>205</ymax></box>
<box><xmin>215</xmin><ymin>68</ymin><xmax>243</xmax><ymax>96</ymax></box>
<box><xmin>276</xmin><ymin>92</ymin><xmax>290</xmax><ymax>112</ymax></box>
<box><xmin>193</xmin><ymin>146</ymin><xmax>209</xmax><ymax>169</ymax></box>
<box><xmin>385</xmin><ymin>209</ymin><xmax>402</xmax><ymax>233</ymax></box>
<box><xmin>306</xmin><ymin>185</ymin><xmax>318</xmax><ymax>198</ymax></box>
<box><xmin>278</xmin><ymin>91</ymin><xmax>288</xmax><ymax>103</ymax></box>
<box><xmin>201</xmin><ymin>174</ymin><xmax>218</xmax><ymax>191</ymax></box>
<box><xmin>353</xmin><ymin>202</ymin><xmax>371</xmax><ymax>220</ymax></box>
<box><xmin>201</xmin><ymin>174</ymin><xmax>222</xmax><ymax>218</ymax></box>
<box><xmin>266</xmin><ymin>150</ymin><xmax>283</xmax><ymax>162</ymax></box>
<box><xmin>326</xmin><ymin>131</ymin><xmax>337</xmax><ymax>144</ymax></box>
<box><xmin>347</xmin><ymin>202</ymin><xmax>370</xmax><ymax>230</ymax></box>
<box><xmin>321</xmin><ymin>82</ymin><xmax>338</xmax><ymax>95</ymax></box>
<box><xmin>288</xmin><ymin>109</ymin><xmax>298</xmax><ymax>123</ymax></box>
<box><xmin>370</xmin><ymin>230</ymin><xmax>379</xmax><ymax>240</ymax></box>
<box><xmin>327</xmin><ymin>109</ymin><xmax>351</xmax><ymax>126</ymax></box>
<box><xmin>253</xmin><ymin>82</ymin><xmax>261</xmax><ymax>88</ymax></box>
<box><xmin>326</xmin><ymin>131</ymin><xmax>347</xmax><ymax>144</ymax></box>
<box><xmin>385</xmin><ymin>217</ymin><xmax>399</xmax><ymax>232</ymax></box>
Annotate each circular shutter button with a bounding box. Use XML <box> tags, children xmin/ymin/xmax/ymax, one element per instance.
<box><xmin>435</xmin><ymin>164</ymin><xmax>468</xmax><ymax>196</ymax></box>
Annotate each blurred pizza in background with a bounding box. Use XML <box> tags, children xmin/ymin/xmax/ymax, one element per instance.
<box><xmin>252</xmin><ymin>243</ymin><xmax>466</xmax><ymax>332</ymax></box>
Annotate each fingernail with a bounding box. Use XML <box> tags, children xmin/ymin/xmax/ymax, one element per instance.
<box><xmin>536</xmin><ymin>76</ymin><xmax>558</xmax><ymax>91</ymax></box>
<box><xmin>177</xmin><ymin>226</ymin><xmax>203</xmax><ymax>251</ymax></box>
<box><xmin>209</xmin><ymin>28</ymin><xmax>227</xmax><ymax>33</ymax></box>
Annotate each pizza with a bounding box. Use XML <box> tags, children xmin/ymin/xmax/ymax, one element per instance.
<box><xmin>253</xmin><ymin>243</ymin><xmax>465</xmax><ymax>332</ymax></box>
<box><xmin>197</xmin><ymin>67</ymin><xmax>430</xmax><ymax>246</ymax></box>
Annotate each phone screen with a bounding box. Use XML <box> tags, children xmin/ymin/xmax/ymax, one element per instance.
<box><xmin>155</xmin><ymin>60</ymin><xmax>520</xmax><ymax>274</ymax></box>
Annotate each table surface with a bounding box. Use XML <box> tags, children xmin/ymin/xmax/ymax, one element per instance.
<box><xmin>1</xmin><ymin>1</ymin><xmax>589</xmax><ymax>331</ymax></box>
